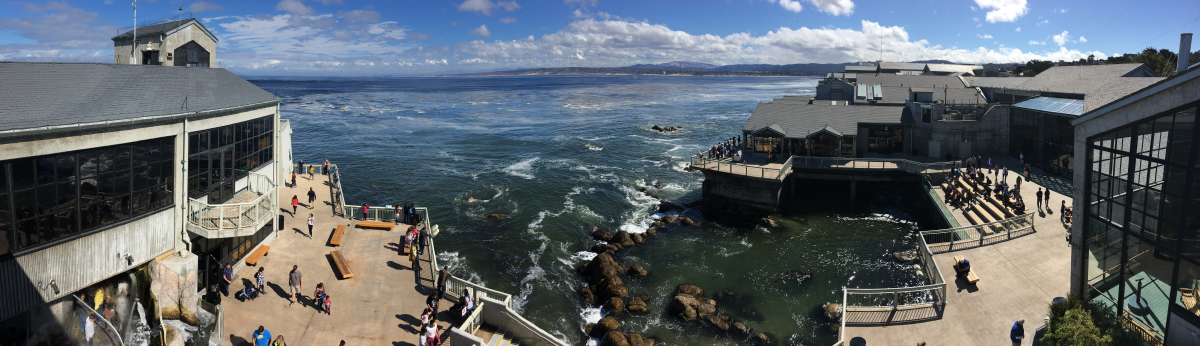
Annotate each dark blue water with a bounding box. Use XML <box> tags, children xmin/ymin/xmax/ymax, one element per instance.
<box><xmin>250</xmin><ymin>75</ymin><xmax>928</xmax><ymax>345</ymax></box>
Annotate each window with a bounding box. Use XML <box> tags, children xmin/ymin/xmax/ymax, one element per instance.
<box><xmin>922</xmin><ymin>108</ymin><xmax>932</xmax><ymax>123</ymax></box>
<box><xmin>187</xmin><ymin>116</ymin><xmax>274</xmax><ymax>201</ymax></box>
<box><xmin>1</xmin><ymin>137</ymin><xmax>175</xmax><ymax>253</ymax></box>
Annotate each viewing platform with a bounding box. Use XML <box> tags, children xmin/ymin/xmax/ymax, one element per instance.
<box><xmin>689</xmin><ymin>154</ymin><xmax>956</xmax><ymax>182</ymax></box>
<box><xmin>221</xmin><ymin>164</ymin><xmax>566</xmax><ymax>346</ymax></box>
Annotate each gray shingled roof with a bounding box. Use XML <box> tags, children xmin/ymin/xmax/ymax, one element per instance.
<box><xmin>925</xmin><ymin>64</ymin><xmax>982</xmax><ymax>75</ymax></box>
<box><xmin>879</xmin><ymin>62</ymin><xmax>925</xmax><ymax>71</ymax></box>
<box><xmin>0</xmin><ymin>62</ymin><xmax>278</xmax><ymax>132</ymax></box>
<box><xmin>911</xmin><ymin>87</ymin><xmax>985</xmax><ymax>104</ymax></box>
<box><xmin>854</xmin><ymin>74</ymin><xmax>967</xmax><ymax>89</ymax></box>
<box><xmin>111</xmin><ymin>19</ymin><xmax>216</xmax><ymax>41</ymax></box>
<box><xmin>845</xmin><ymin>65</ymin><xmax>877</xmax><ymax>72</ymax></box>
<box><xmin>966</xmin><ymin>77</ymin><xmax>1030</xmax><ymax>88</ymax></box>
<box><xmin>743</xmin><ymin>103</ymin><xmax>906</xmax><ymax>139</ymax></box>
<box><xmin>989</xmin><ymin>64</ymin><xmax>1164</xmax><ymax>112</ymax></box>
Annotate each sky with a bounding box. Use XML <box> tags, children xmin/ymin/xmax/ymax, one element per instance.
<box><xmin>0</xmin><ymin>0</ymin><xmax>1198</xmax><ymax>75</ymax></box>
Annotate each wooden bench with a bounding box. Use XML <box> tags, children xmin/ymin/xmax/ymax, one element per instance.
<box><xmin>331</xmin><ymin>250</ymin><xmax>354</xmax><ymax>279</ymax></box>
<box><xmin>245</xmin><ymin>245</ymin><xmax>270</xmax><ymax>266</ymax></box>
<box><xmin>330</xmin><ymin>225</ymin><xmax>347</xmax><ymax>246</ymax></box>
<box><xmin>357</xmin><ymin>220</ymin><xmax>394</xmax><ymax>229</ymax></box>
<box><xmin>953</xmin><ymin>255</ymin><xmax>980</xmax><ymax>284</ymax></box>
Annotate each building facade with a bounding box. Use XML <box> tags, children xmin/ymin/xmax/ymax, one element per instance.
<box><xmin>0</xmin><ymin>62</ymin><xmax>283</xmax><ymax>344</ymax></box>
<box><xmin>1071</xmin><ymin>64</ymin><xmax>1200</xmax><ymax>345</ymax></box>
<box><xmin>112</xmin><ymin>18</ymin><xmax>217</xmax><ymax>67</ymax></box>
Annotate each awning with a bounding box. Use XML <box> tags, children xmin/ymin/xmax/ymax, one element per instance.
<box><xmin>1013</xmin><ymin>96</ymin><xmax>1084</xmax><ymax>116</ymax></box>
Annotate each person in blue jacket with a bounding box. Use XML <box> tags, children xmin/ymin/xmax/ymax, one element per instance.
<box><xmin>1010</xmin><ymin>318</ymin><xmax>1025</xmax><ymax>345</ymax></box>
<box><xmin>254</xmin><ymin>326</ymin><xmax>272</xmax><ymax>346</ymax></box>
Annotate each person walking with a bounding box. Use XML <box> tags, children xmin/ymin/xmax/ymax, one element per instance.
<box><xmin>308</xmin><ymin>165</ymin><xmax>315</xmax><ymax>180</ymax></box>
<box><xmin>1035</xmin><ymin>188</ymin><xmax>1043</xmax><ymax>210</ymax></box>
<box><xmin>437</xmin><ymin>266</ymin><xmax>452</xmax><ymax>299</ymax></box>
<box><xmin>221</xmin><ymin>263</ymin><xmax>233</xmax><ymax>297</ymax></box>
<box><xmin>291</xmin><ymin>196</ymin><xmax>299</xmax><ymax>217</ymax></box>
<box><xmin>419</xmin><ymin>308</ymin><xmax>432</xmax><ymax>346</ymax></box>
<box><xmin>426</xmin><ymin>292</ymin><xmax>440</xmax><ymax>317</ymax></box>
<box><xmin>255</xmin><ymin>267</ymin><xmax>266</xmax><ymax>292</ymax></box>
<box><xmin>1002</xmin><ymin>166</ymin><xmax>1008</xmax><ymax>181</ymax></box>
<box><xmin>307</xmin><ymin>214</ymin><xmax>314</xmax><ymax>238</ymax></box>
<box><xmin>84</xmin><ymin>315</ymin><xmax>95</xmax><ymax>346</ymax></box>
<box><xmin>1044</xmin><ymin>189</ymin><xmax>1051</xmax><ymax>210</ymax></box>
<box><xmin>1010</xmin><ymin>319</ymin><xmax>1025</xmax><ymax>345</ymax></box>
<box><xmin>1060</xmin><ymin>200</ymin><xmax>1067</xmax><ymax>222</ymax></box>
<box><xmin>289</xmin><ymin>265</ymin><xmax>303</xmax><ymax>307</ymax></box>
<box><xmin>988</xmin><ymin>157</ymin><xmax>993</xmax><ymax>173</ymax></box>
<box><xmin>307</xmin><ymin>188</ymin><xmax>316</xmax><ymax>210</ymax></box>
<box><xmin>290</xmin><ymin>171</ymin><xmax>296</xmax><ymax>188</ymax></box>
<box><xmin>271</xmin><ymin>335</ymin><xmax>287</xmax><ymax>346</ymax></box>
<box><xmin>253</xmin><ymin>326</ymin><xmax>273</xmax><ymax>346</ymax></box>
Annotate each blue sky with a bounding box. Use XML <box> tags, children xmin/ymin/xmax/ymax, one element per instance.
<box><xmin>1</xmin><ymin>0</ymin><xmax>1197</xmax><ymax>75</ymax></box>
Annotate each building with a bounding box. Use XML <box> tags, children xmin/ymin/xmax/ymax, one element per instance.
<box><xmin>1069</xmin><ymin>61</ymin><xmax>1200</xmax><ymax>345</ymax></box>
<box><xmin>112</xmin><ymin>18</ymin><xmax>217</xmax><ymax>67</ymax></box>
<box><xmin>922</xmin><ymin>63</ymin><xmax>983</xmax><ymax>76</ymax></box>
<box><xmin>0</xmin><ymin>61</ymin><xmax>286</xmax><ymax>344</ymax></box>
<box><xmin>741</xmin><ymin>102</ymin><xmax>911</xmax><ymax>157</ymax></box>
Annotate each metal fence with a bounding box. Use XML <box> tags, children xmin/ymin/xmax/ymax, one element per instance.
<box><xmin>924</xmin><ymin>178</ymin><xmax>962</xmax><ymax>228</ymax></box>
<box><xmin>689</xmin><ymin>156</ymin><xmax>957</xmax><ymax>182</ymax></box>
<box><xmin>186</xmin><ymin>171</ymin><xmax>277</xmax><ymax>235</ymax></box>
<box><xmin>920</xmin><ymin>213</ymin><xmax>1036</xmax><ymax>253</ymax></box>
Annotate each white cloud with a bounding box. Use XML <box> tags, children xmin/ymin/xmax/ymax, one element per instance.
<box><xmin>500</xmin><ymin>17</ymin><xmax>518</xmax><ymax>24</ymax></box>
<box><xmin>1037</xmin><ymin>19</ymin><xmax>1049</xmax><ymax>26</ymax></box>
<box><xmin>1029</xmin><ymin>40</ymin><xmax>1043</xmax><ymax>45</ymax></box>
<box><xmin>973</xmin><ymin>0</ymin><xmax>1027</xmax><ymax>23</ymax></box>
<box><xmin>409</xmin><ymin>31</ymin><xmax>430</xmax><ymax>42</ymax></box>
<box><xmin>1058</xmin><ymin>8</ymin><xmax>1068</xmax><ymax>13</ymax></box>
<box><xmin>564</xmin><ymin>0</ymin><xmax>597</xmax><ymax>9</ymax></box>
<box><xmin>571</xmin><ymin>9</ymin><xmax>589</xmax><ymax>19</ymax></box>
<box><xmin>1078</xmin><ymin>36</ymin><xmax>1087</xmax><ymax>43</ymax></box>
<box><xmin>978</xmin><ymin>34</ymin><xmax>993</xmax><ymax>39</ymax></box>
<box><xmin>1053</xmin><ymin>30</ymin><xmax>1070</xmax><ymax>46</ymax></box>
<box><xmin>807</xmin><ymin>0</ymin><xmax>854</xmax><ymax>16</ymax></box>
<box><xmin>190</xmin><ymin>1</ymin><xmax>224</xmax><ymax>13</ymax></box>
<box><xmin>276</xmin><ymin>0</ymin><xmax>315</xmax><ymax>15</ymax></box>
<box><xmin>339</xmin><ymin>9</ymin><xmax>381</xmax><ymax>23</ymax></box>
<box><xmin>772</xmin><ymin>0</ymin><xmax>803</xmax><ymax>12</ymax></box>
<box><xmin>469</xmin><ymin>24</ymin><xmax>492</xmax><ymax>37</ymax></box>
<box><xmin>1015</xmin><ymin>27</ymin><xmax>1020</xmax><ymax>32</ymax></box>
<box><xmin>0</xmin><ymin>2</ymin><xmax>117</xmax><ymax>62</ymax></box>
<box><xmin>457</xmin><ymin>0</ymin><xmax>520</xmax><ymax>16</ymax></box>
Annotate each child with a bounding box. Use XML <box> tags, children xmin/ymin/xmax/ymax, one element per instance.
<box><xmin>314</xmin><ymin>283</ymin><xmax>327</xmax><ymax>313</ymax></box>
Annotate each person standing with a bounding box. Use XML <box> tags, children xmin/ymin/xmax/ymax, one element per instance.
<box><xmin>323</xmin><ymin>159</ymin><xmax>330</xmax><ymax>176</ymax></box>
<box><xmin>307</xmin><ymin>188</ymin><xmax>316</xmax><ymax>210</ymax></box>
<box><xmin>298</xmin><ymin>160</ymin><xmax>304</xmax><ymax>173</ymax></box>
<box><xmin>290</xmin><ymin>171</ymin><xmax>296</xmax><ymax>188</ymax></box>
<box><xmin>308</xmin><ymin>165</ymin><xmax>315</xmax><ymax>180</ymax></box>
<box><xmin>1044</xmin><ymin>189</ymin><xmax>1051</xmax><ymax>210</ymax></box>
<box><xmin>221</xmin><ymin>263</ymin><xmax>233</xmax><ymax>297</ymax></box>
<box><xmin>1002</xmin><ymin>166</ymin><xmax>1008</xmax><ymax>181</ymax></box>
<box><xmin>418</xmin><ymin>226</ymin><xmax>428</xmax><ymax>255</ymax></box>
<box><xmin>1060</xmin><ymin>200</ymin><xmax>1067</xmax><ymax>222</ymax></box>
<box><xmin>437</xmin><ymin>266</ymin><xmax>452</xmax><ymax>299</ymax></box>
<box><xmin>988</xmin><ymin>157</ymin><xmax>993</xmax><ymax>173</ymax></box>
<box><xmin>289</xmin><ymin>265</ymin><xmax>303</xmax><ymax>307</ymax></box>
<box><xmin>362</xmin><ymin>203</ymin><xmax>370</xmax><ymax>220</ymax></box>
<box><xmin>307</xmin><ymin>214</ymin><xmax>315</xmax><ymax>239</ymax></box>
<box><xmin>255</xmin><ymin>267</ymin><xmax>266</xmax><ymax>292</ymax></box>
<box><xmin>254</xmin><ymin>326</ymin><xmax>272</xmax><ymax>346</ymax></box>
<box><xmin>1019</xmin><ymin>152</ymin><xmax>1024</xmax><ymax>164</ymax></box>
<box><xmin>1010</xmin><ymin>319</ymin><xmax>1025</xmax><ymax>345</ymax></box>
<box><xmin>84</xmin><ymin>315</ymin><xmax>95</xmax><ymax>346</ymax></box>
<box><xmin>1035</xmin><ymin>188</ymin><xmax>1043</xmax><ymax>210</ymax></box>
<box><xmin>394</xmin><ymin>205</ymin><xmax>402</xmax><ymax>225</ymax></box>
<box><xmin>291</xmin><ymin>196</ymin><xmax>299</xmax><ymax>217</ymax></box>
<box><xmin>426</xmin><ymin>292</ymin><xmax>440</xmax><ymax>316</ymax></box>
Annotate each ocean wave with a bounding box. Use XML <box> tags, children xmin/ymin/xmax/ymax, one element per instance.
<box><xmin>585</xmin><ymin>143</ymin><xmax>604</xmax><ymax>151</ymax></box>
<box><xmin>504</xmin><ymin>157</ymin><xmax>539</xmax><ymax>180</ymax></box>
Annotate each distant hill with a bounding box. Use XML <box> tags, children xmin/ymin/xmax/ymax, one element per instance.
<box><xmin>629</xmin><ymin>61</ymin><xmax>720</xmax><ymax>69</ymax></box>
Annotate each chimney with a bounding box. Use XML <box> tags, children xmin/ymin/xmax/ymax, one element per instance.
<box><xmin>1180</xmin><ymin>33</ymin><xmax>1193</xmax><ymax>73</ymax></box>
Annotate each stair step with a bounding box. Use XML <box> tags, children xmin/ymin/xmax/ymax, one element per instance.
<box><xmin>487</xmin><ymin>332</ymin><xmax>505</xmax><ymax>346</ymax></box>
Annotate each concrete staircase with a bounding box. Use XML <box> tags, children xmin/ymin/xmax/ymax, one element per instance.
<box><xmin>487</xmin><ymin>328</ymin><xmax>522</xmax><ymax>346</ymax></box>
<box><xmin>942</xmin><ymin>174</ymin><xmax>1023</xmax><ymax>232</ymax></box>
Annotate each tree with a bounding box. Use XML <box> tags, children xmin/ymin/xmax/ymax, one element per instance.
<box><xmin>1024</xmin><ymin>60</ymin><xmax>1055</xmax><ymax>76</ymax></box>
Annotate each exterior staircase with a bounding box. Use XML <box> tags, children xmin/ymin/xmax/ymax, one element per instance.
<box><xmin>486</xmin><ymin>327</ymin><xmax>523</xmax><ymax>346</ymax></box>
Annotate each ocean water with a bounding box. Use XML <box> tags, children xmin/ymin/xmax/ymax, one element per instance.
<box><xmin>251</xmin><ymin>75</ymin><xmax>931</xmax><ymax>345</ymax></box>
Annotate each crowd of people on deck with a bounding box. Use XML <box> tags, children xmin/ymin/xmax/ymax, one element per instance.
<box><xmin>698</xmin><ymin>136</ymin><xmax>743</xmax><ymax>161</ymax></box>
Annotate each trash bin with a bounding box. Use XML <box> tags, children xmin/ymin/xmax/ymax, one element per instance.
<box><xmin>278</xmin><ymin>215</ymin><xmax>285</xmax><ymax>230</ymax></box>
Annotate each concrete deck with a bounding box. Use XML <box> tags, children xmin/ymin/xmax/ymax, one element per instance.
<box><xmin>221</xmin><ymin>172</ymin><xmax>454</xmax><ymax>346</ymax></box>
<box><xmin>845</xmin><ymin>156</ymin><xmax>1074</xmax><ymax>346</ymax></box>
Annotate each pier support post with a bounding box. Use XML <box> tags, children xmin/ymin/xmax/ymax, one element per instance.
<box><xmin>850</xmin><ymin>180</ymin><xmax>856</xmax><ymax>200</ymax></box>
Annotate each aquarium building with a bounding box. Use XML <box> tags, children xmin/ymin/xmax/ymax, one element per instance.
<box><xmin>1070</xmin><ymin>59</ymin><xmax>1200</xmax><ymax>344</ymax></box>
<box><xmin>0</xmin><ymin>61</ymin><xmax>286</xmax><ymax>342</ymax></box>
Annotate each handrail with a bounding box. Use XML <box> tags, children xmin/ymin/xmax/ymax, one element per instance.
<box><xmin>920</xmin><ymin>213</ymin><xmax>1036</xmax><ymax>253</ymax></box>
<box><xmin>690</xmin><ymin>155</ymin><xmax>957</xmax><ymax>182</ymax></box>
<box><xmin>186</xmin><ymin>171</ymin><xmax>277</xmax><ymax>235</ymax></box>
<box><xmin>924</xmin><ymin>178</ymin><xmax>962</xmax><ymax>228</ymax></box>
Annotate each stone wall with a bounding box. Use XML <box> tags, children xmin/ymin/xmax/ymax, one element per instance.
<box><xmin>700</xmin><ymin>171</ymin><xmax>783</xmax><ymax>212</ymax></box>
<box><xmin>148</xmin><ymin>254</ymin><xmax>199</xmax><ymax>325</ymax></box>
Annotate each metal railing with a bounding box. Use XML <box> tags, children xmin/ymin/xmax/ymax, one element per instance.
<box><xmin>924</xmin><ymin>178</ymin><xmax>962</xmax><ymax>228</ymax></box>
<box><xmin>186</xmin><ymin>171</ymin><xmax>277</xmax><ymax>236</ymax></box>
<box><xmin>688</xmin><ymin>157</ymin><xmax>783</xmax><ymax>180</ymax></box>
<box><xmin>920</xmin><ymin>213</ymin><xmax>1036</xmax><ymax>253</ymax></box>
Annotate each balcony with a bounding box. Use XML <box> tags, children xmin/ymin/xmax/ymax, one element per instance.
<box><xmin>186</xmin><ymin>171</ymin><xmax>277</xmax><ymax>238</ymax></box>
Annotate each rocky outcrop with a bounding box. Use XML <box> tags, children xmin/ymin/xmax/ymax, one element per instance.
<box><xmin>672</xmin><ymin>294</ymin><xmax>698</xmax><ymax>321</ymax></box>
<box><xmin>601</xmin><ymin>330</ymin><xmax>630</xmax><ymax>346</ymax></box>
<box><xmin>758</xmin><ymin>215</ymin><xmax>780</xmax><ymax>227</ymax></box>
<box><xmin>626</xmin><ymin>297</ymin><xmax>648</xmax><ymax>313</ymax></box>
<box><xmin>752</xmin><ymin>332</ymin><xmax>771</xmax><ymax>345</ymax></box>
<box><xmin>149</xmin><ymin>256</ymin><xmax>199</xmax><ymax>325</ymax></box>
<box><xmin>579</xmin><ymin>254</ymin><xmax>629</xmax><ymax>302</ymax></box>
<box><xmin>605</xmin><ymin>297</ymin><xmax>625</xmax><ymax>315</ymax></box>
<box><xmin>589</xmin><ymin>316</ymin><xmax>621</xmax><ymax>339</ymax></box>
<box><xmin>590</xmin><ymin>227</ymin><xmax>614</xmax><ymax>242</ymax></box>
<box><xmin>650</xmin><ymin>125</ymin><xmax>681</xmax><ymax>133</ymax></box>
<box><xmin>630</xmin><ymin>233</ymin><xmax>644</xmax><ymax>244</ymax></box>
<box><xmin>661</xmin><ymin>215</ymin><xmax>678</xmax><ymax>224</ymax></box>
<box><xmin>681</xmin><ymin>217</ymin><xmax>695</xmax><ymax>225</ymax></box>
<box><xmin>483</xmin><ymin>213</ymin><xmax>508</xmax><ymax>222</ymax></box>
<box><xmin>627</xmin><ymin>264</ymin><xmax>648</xmax><ymax>278</ymax></box>
<box><xmin>578</xmin><ymin>286</ymin><xmax>596</xmax><ymax>305</ymax></box>
<box><xmin>611</xmin><ymin>231</ymin><xmax>635</xmax><ymax>247</ymax></box>
<box><xmin>677</xmin><ymin>284</ymin><xmax>704</xmax><ymax>297</ymax></box>
<box><xmin>732</xmin><ymin>321</ymin><xmax>750</xmax><ymax>334</ymax></box>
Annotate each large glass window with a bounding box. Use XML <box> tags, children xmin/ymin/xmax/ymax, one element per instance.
<box><xmin>1009</xmin><ymin>108</ymin><xmax>1075</xmax><ymax>178</ymax></box>
<box><xmin>1177</xmin><ymin>260</ymin><xmax>1200</xmax><ymax>318</ymax></box>
<box><xmin>2</xmin><ymin>137</ymin><xmax>175</xmax><ymax>253</ymax></box>
<box><xmin>187</xmin><ymin>116</ymin><xmax>273</xmax><ymax>202</ymax></box>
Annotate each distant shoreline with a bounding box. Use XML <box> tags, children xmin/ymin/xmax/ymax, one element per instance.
<box><xmin>414</xmin><ymin>72</ymin><xmax>817</xmax><ymax>77</ymax></box>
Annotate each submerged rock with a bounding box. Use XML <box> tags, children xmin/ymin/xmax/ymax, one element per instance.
<box><xmin>824</xmin><ymin>303</ymin><xmax>843</xmax><ymax>320</ymax></box>
<box><xmin>661</xmin><ymin>214</ymin><xmax>678</xmax><ymax>224</ymax></box>
<box><xmin>589</xmin><ymin>316</ymin><xmax>620</xmax><ymax>339</ymax></box>
<box><xmin>681</xmin><ymin>217</ymin><xmax>695</xmax><ymax>225</ymax></box>
<box><xmin>758</xmin><ymin>215</ymin><xmax>781</xmax><ymax>227</ymax></box>
<box><xmin>677</xmin><ymin>284</ymin><xmax>704</xmax><ymax>297</ymax></box>
<box><xmin>651</xmin><ymin>125</ymin><xmax>682</xmax><ymax>133</ymax></box>
<box><xmin>601</xmin><ymin>330</ymin><xmax>630</xmax><ymax>346</ymax></box>
<box><xmin>605</xmin><ymin>297</ymin><xmax>625</xmax><ymax>315</ymax></box>
<box><xmin>483</xmin><ymin>213</ymin><xmax>508</xmax><ymax>222</ymax></box>
<box><xmin>892</xmin><ymin>250</ymin><xmax>919</xmax><ymax>262</ymax></box>
<box><xmin>626</xmin><ymin>297</ymin><xmax>648</xmax><ymax>313</ymax></box>
<box><xmin>753</xmin><ymin>332</ymin><xmax>771</xmax><ymax>345</ymax></box>
<box><xmin>651</xmin><ymin>221</ymin><xmax>666</xmax><ymax>229</ymax></box>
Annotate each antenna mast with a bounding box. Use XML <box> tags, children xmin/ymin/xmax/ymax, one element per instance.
<box><xmin>130</xmin><ymin>0</ymin><xmax>137</xmax><ymax>64</ymax></box>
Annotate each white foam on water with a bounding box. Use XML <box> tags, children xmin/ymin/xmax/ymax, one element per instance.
<box><xmin>585</xmin><ymin>143</ymin><xmax>604</xmax><ymax>151</ymax></box>
<box><xmin>581</xmin><ymin>306</ymin><xmax>604</xmax><ymax>325</ymax></box>
<box><xmin>571</xmin><ymin>251</ymin><xmax>598</xmax><ymax>263</ymax></box>
<box><xmin>437</xmin><ymin>251</ymin><xmax>484</xmax><ymax>283</ymax></box>
<box><xmin>503</xmin><ymin>157</ymin><xmax>539</xmax><ymax>180</ymax></box>
<box><xmin>616</xmin><ymin>182</ymin><xmax>662</xmax><ymax>234</ymax></box>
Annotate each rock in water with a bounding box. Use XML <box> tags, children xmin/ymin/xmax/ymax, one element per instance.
<box><xmin>677</xmin><ymin>284</ymin><xmax>704</xmax><ymax>297</ymax></box>
<box><xmin>651</xmin><ymin>125</ymin><xmax>663</xmax><ymax>132</ymax></box>
<box><xmin>824</xmin><ymin>303</ymin><xmax>843</xmax><ymax>320</ymax></box>
<box><xmin>483</xmin><ymin>213</ymin><xmax>508</xmax><ymax>222</ymax></box>
<box><xmin>671</xmin><ymin>295</ymin><xmax>699</xmax><ymax>321</ymax></box>
<box><xmin>627</xmin><ymin>333</ymin><xmax>645</xmax><ymax>346</ymax></box>
<box><xmin>630</xmin><ymin>233</ymin><xmax>644</xmax><ymax>244</ymax></box>
<box><xmin>605</xmin><ymin>297</ymin><xmax>625</xmax><ymax>315</ymax></box>
<box><xmin>612</xmin><ymin>231</ymin><xmax>635</xmax><ymax>247</ymax></box>
<box><xmin>733</xmin><ymin>321</ymin><xmax>750</xmax><ymax>334</ymax></box>
<box><xmin>695</xmin><ymin>297</ymin><xmax>717</xmax><ymax>318</ymax></box>
<box><xmin>628</xmin><ymin>264</ymin><xmax>648</xmax><ymax>278</ymax></box>
<box><xmin>681</xmin><ymin>217</ymin><xmax>695</xmax><ymax>225</ymax></box>
<box><xmin>465</xmin><ymin>197</ymin><xmax>477</xmax><ymax>203</ymax></box>
<box><xmin>591</xmin><ymin>228</ymin><xmax>613</xmax><ymax>242</ymax></box>
<box><xmin>645</xmin><ymin>228</ymin><xmax>658</xmax><ymax>236</ymax></box>
<box><xmin>651</xmin><ymin>221</ymin><xmax>666</xmax><ymax>229</ymax></box>
<box><xmin>661</xmin><ymin>215</ymin><xmax>678</xmax><ymax>223</ymax></box>
<box><xmin>578</xmin><ymin>286</ymin><xmax>596</xmax><ymax>305</ymax></box>
<box><xmin>626</xmin><ymin>297</ymin><xmax>648</xmax><ymax>313</ymax></box>
<box><xmin>589</xmin><ymin>316</ymin><xmax>620</xmax><ymax>339</ymax></box>
<box><xmin>892</xmin><ymin>250</ymin><xmax>919</xmax><ymax>262</ymax></box>
<box><xmin>753</xmin><ymin>333</ymin><xmax>771</xmax><ymax>345</ymax></box>
<box><xmin>601</xmin><ymin>330</ymin><xmax>630</xmax><ymax>346</ymax></box>
<box><xmin>758</xmin><ymin>216</ymin><xmax>779</xmax><ymax>227</ymax></box>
